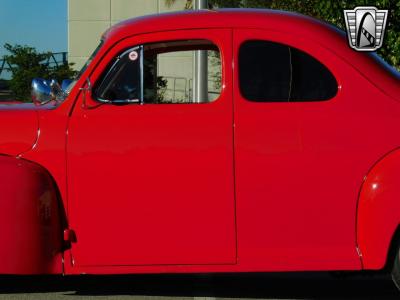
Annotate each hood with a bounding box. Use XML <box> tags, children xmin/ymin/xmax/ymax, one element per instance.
<box><xmin>0</xmin><ymin>102</ymin><xmax>39</xmax><ymax>156</ymax></box>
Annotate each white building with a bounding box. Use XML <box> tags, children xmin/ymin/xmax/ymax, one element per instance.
<box><xmin>68</xmin><ymin>0</ymin><xmax>187</xmax><ymax>70</ymax></box>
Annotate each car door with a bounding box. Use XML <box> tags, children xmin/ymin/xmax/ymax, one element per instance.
<box><xmin>233</xmin><ymin>29</ymin><xmax>370</xmax><ymax>270</ymax></box>
<box><xmin>67</xmin><ymin>29</ymin><xmax>236</xmax><ymax>267</ymax></box>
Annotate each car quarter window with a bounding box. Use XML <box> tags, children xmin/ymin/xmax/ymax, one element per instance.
<box><xmin>239</xmin><ymin>40</ymin><xmax>338</xmax><ymax>102</ymax></box>
<box><xmin>94</xmin><ymin>40</ymin><xmax>221</xmax><ymax>104</ymax></box>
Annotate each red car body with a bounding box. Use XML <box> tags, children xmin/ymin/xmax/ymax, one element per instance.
<box><xmin>1</xmin><ymin>9</ymin><xmax>400</xmax><ymax>276</ymax></box>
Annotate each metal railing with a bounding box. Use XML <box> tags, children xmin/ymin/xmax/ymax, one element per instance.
<box><xmin>0</xmin><ymin>52</ymin><xmax>68</xmax><ymax>80</ymax></box>
<box><xmin>162</xmin><ymin>76</ymin><xmax>220</xmax><ymax>103</ymax></box>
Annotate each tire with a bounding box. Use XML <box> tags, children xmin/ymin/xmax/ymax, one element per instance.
<box><xmin>391</xmin><ymin>243</ymin><xmax>400</xmax><ymax>291</ymax></box>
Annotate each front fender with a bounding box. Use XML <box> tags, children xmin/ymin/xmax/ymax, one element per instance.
<box><xmin>0</xmin><ymin>155</ymin><xmax>64</xmax><ymax>274</ymax></box>
<box><xmin>0</xmin><ymin>108</ymin><xmax>39</xmax><ymax>156</ymax></box>
<box><xmin>357</xmin><ymin>149</ymin><xmax>400</xmax><ymax>270</ymax></box>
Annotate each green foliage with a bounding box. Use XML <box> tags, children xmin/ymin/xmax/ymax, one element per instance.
<box><xmin>49</xmin><ymin>61</ymin><xmax>77</xmax><ymax>84</ymax></box>
<box><xmin>3</xmin><ymin>43</ymin><xmax>77</xmax><ymax>102</ymax></box>
<box><xmin>0</xmin><ymin>79</ymin><xmax>9</xmax><ymax>89</ymax></box>
<box><xmin>168</xmin><ymin>0</ymin><xmax>400</xmax><ymax>70</ymax></box>
<box><xmin>4</xmin><ymin>44</ymin><xmax>49</xmax><ymax>101</ymax></box>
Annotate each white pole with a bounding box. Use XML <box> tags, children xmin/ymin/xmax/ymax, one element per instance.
<box><xmin>193</xmin><ymin>0</ymin><xmax>208</xmax><ymax>103</ymax></box>
<box><xmin>194</xmin><ymin>0</ymin><xmax>208</xmax><ymax>10</ymax></box>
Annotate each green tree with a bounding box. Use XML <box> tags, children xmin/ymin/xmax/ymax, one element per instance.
<box><xmin>3</xmin><ymin>43</ymin><xmax>77</xmax><ymax>102</ymax></box>
<box><xmin>167</xmin><ymin>0</ymin><xmax>400</xmax><ymax>70</ymax></box>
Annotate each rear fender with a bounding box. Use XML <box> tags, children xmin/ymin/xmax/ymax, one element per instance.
<box><xmin>357</xmin><ymin>149</ymin><xmax>400</xmax><ymax>269</ymax></box>
<box><xmin>0</xmin><ymin>155</ymin><xmax>64</xmax><ymax>274</ymax></box>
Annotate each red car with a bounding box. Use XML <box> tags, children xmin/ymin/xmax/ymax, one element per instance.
<box><xmin>1</xmin><ymin>9</ymin><xmax>400</xmax><ymax>290</ymax></box>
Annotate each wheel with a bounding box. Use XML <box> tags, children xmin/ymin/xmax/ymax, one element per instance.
<box><xmin>391</xmin><ymin>243</ymin><xmax>400</xmax><ymax>291</ymax></box>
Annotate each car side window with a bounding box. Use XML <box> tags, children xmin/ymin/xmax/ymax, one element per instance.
<box><xmin>96</xmin><ymin>47</ymin><xmax>141</xmax><ymax>102</ymax></box>
<box><xmin>95</xmin><ymin>40</ymin><xmax>221</xmax><ymax>104</ymax></box>
<box><xmin>239</xmin><ymin>40</ymin><xmax>337</xmax><ymax>102</ymax></box>
<box><xmin>239</xmin><ymin>41</ymin><xmax>291</xmax><ymax>101</ymax></box>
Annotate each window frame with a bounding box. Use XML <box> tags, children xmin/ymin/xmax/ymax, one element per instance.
<box><xmin>94</xmin><ymin>45</ymin><xmax>144</xmax><ymax>104</ymax></box>
<box><xmin>93</xmin><ymin>39</ymin><xmax>222</xmax><ymax>105</ymax></box>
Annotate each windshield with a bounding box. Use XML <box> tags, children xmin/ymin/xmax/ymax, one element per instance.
<box><xmin>66</xmin><ymin>40</ymin><xmax>104</xmax><ymax>93</ymax></box>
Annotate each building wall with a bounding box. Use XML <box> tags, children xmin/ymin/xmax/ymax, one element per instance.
<box><xmin>68</xmin><ymin>0</ymin><xmax>187</xmax><ymax>70</ymax></box>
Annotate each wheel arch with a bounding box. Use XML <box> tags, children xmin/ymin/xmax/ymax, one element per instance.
<box><xmin>357</xmin><ymin>148</ymin><xmax>400</xmax><ymax>270</ymax></box>
<box><xmin>0</xmin><ymin>154</ymin><xmax>66</xmax><ymax>274</ymax></box>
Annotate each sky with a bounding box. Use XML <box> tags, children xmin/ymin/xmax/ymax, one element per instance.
<box><xmin>0</xmin><ymin>0</ymin><xmax>67</xmax><ymax>57</ymax></box>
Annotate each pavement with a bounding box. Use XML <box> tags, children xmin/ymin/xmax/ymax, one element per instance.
<box><xmin>0</xmin><ymin>273</ymin><xmax>398</xmax><ymax>300</ymax></box>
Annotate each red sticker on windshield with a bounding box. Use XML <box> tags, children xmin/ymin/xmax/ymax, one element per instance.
<box><xmin>129</xmin><ymin>51</ymin><xmax>138</xmax><ymax>61</ymax></box>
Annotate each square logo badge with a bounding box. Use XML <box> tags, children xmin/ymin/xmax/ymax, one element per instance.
<box><xmin>344</xmin><ymin>6</ymin><xmax>388</xmax><ymax>51</ymax></box>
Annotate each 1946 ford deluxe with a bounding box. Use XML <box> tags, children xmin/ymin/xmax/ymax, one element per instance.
<box><xmin>1</xmin><ymin>9</ymin><xmax>400</xmax><ymax>290</ymax></box>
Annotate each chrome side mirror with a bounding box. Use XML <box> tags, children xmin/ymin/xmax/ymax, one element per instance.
<box><xmin>31</xmin><ymin>78</ymin><xmax>52</xmax><ymax>105</ymax></box>
<box><xmin>31</xmin><ymin>78</ymin><xmax>68</xmax><ymax>105</ymax></box>
<box><xmin>61</xmin><ymin>79</ymin><xmax>73</xmax><ymax>92</ymax></box>
<box><xmin>49</xmin><ymin>79</ymin><xmax>67</xmax><ymax>101</ymax></box>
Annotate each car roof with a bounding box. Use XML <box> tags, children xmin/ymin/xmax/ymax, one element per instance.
<box><xmin>103</xmin><ymin>8</ymin><xmax>345</xmax><ymax>45</ymax></box>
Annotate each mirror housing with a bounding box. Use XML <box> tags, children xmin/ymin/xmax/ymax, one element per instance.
<box><xmin>61</xmin><ymin>79</ymin><xmax>73</xmax><ymax>92</ymax></box>
<box><xmin>31</xmin><ymin>78</ymin><xmax>69</xmax><ymax>105</ymax></box>
<box><xmin>31</xmin><ymin>78</ymin><xmax>53</xmax><ymax>105</ymax></box>
<box><xmin>49</xmin><ymin>79</ymin><xmax>67</xmax><ymax>101</ymax></box>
